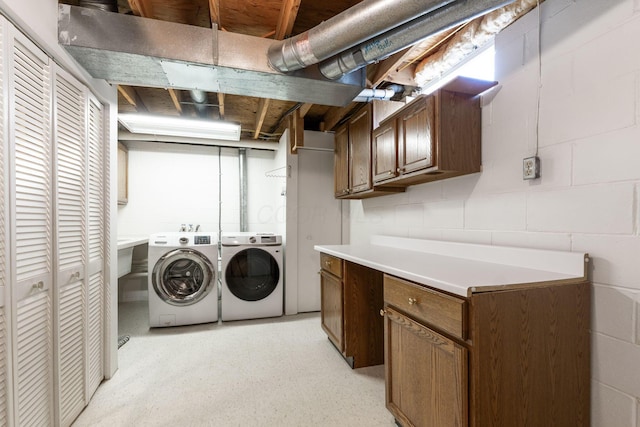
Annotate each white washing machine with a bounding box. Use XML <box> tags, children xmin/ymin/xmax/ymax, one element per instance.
<box><xmin>220</xmin><ymin>232</ymin><xmax>283</xmax><ymax>321</ymax></box>
<box><xmin>148</xmin><ymin>232</ymin><xmax>218</xmax><ymax>327</ymax></box>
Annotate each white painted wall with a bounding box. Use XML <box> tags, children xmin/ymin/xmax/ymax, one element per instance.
<box><xmin>117</xmin><ymin>142</ymin><xmax>284</xmax><ymax>236</ymax></box>
<box><xmin>348</xmin><ymin>0</ymin><xmax>640</xmax><ymax>425</ymax></box>
<box><xmin>285</xmin><ymin>131</ymin><xmax>343</xmax><ymax>314</ymax></box>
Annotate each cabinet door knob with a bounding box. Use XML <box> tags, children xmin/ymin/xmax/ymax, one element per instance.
<box><xmin>380</xmin><ymin>309</ymin><xmax>386</xmax><ymax>317</ymax></box>
<box><xmin>324</xmin><ymin>260</ymin><xmax>332</xmax><ymax>267</ymax></box>
<box><xmin>408</xmin><ymin>297</ymin><xmax>417</xmax><ymax>305</ymax></box>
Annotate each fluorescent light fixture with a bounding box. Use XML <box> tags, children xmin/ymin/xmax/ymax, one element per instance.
<box><xmin>118</xmin><ymin>114</ymin><xmax>241</xmax><ymax>141</ymax></box>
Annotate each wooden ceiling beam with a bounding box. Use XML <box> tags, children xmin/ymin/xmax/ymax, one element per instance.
<box><xmin>208</xmin><ymin>0</ymin><xmax>221</xmax><ymax>29</ymax></box>
<box><xmin>217</xmin><ymin>93</ymin><xmax>225</xmax><ymax>118</ymax></box>
<box><xmin>167</xmin><ymin>89</ymin><xmax>183</xmax><ymax>114</ymax></box>
<box><xmin>299</xmin><ymin>103</ymin><xmax>313</xmax><ymax>118</ymax></box>
<box><xmin>370</xmin><ymin>47</ymin><xmax>418</xmax><ymax>88</ymax></box>
<box><xmin>128</xmin><ymin>0</ymin><xmax>154</xmax><ymax>18</ymax></box>
<box><xmin>254</xmin><ymin>98</ymin><xmax>271</xmax><ymax>139</ymax></box>
<box><xmin>118</xmin><ymin>85</ymin><xmax>148</xmax><ymax>112</ymax></box>
<box><xmin>275</xmin><ymin>0</ymin><xmax>302</xmax><ymax>40</ymax></box>
<box><xmin>322</xmin><ymin>102</ymin><xmax>359</xmax><ymax>132</ymax></box>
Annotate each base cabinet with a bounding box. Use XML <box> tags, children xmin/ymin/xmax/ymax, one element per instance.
<box><xmin>319</xmin><ymin>253</ymin><xmax>384</xmax><ymax>368</ymax></box>
<box><xmin>383</xmin><ymin>274</ymin><xmax>590</xmax><ymax>427</ymax></box>
<box><xmin>385</xmin><ymin>307</ymin><xmax>468</xmax><ymax>427</ymax></box>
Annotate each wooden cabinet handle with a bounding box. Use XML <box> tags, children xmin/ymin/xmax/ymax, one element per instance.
<box><xmin>408</xmin><ymin>297</ymin><xmax>417</xmax><ymax>305</ymax></box>
<box><xmin>324</xmin><ymin>260</ymin><xmax>332</xmax><ymax>267</ymax></box>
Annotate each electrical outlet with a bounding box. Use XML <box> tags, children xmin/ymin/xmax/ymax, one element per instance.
<box><xmin>523</xmin><ymin>156</ymin><xmax>540</xmax><ymax>180</ymax></box>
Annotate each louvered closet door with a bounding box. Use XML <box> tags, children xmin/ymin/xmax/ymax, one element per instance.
<box><xmin>9</xmin><ymin>29</ymin><xmax>54</xmax><ymax>426</ymax></box>
<box><xmin>0</xmin><ymin>18</ymin><xmax>9</xmax><ymax>427</ymax></box>
<box><xmin>86</xmin><ymin>96</ymin><xmax>104</xmax><ymax>399</ymax></box>
<box><xmin>54</xmin><ymin>66</ymin><xmax>87</xmax><ymax>427</ymax></box>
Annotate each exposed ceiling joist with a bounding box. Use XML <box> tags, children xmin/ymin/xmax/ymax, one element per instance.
<box><xmin>128</xmin><ymin>0</ymin><xmax>154</xmax><ymax>18</ymax></box>
<box><xmin>217</xmin><ymin>93</ymin><xmax>225</xmax><ymax>118</ymax></box>
<box><xmin>299</xmin><ymin>103</ymin><xmax>313</xmax><ymax>118</ymax></box>
<box><xmin>118</xmin><ymin>85</ymin><xmax>148</xmax><ymax>112</ymax></box>
<box><xmin>208</xmin><ymin>0</ymin><xmax>221</xmax><ymax>29</ymax></box>
<box><xmin>369</xmin><ymin>47</ymin><xmax>415</xmax><ymax>88</ymax></box>
<box><xmin>254</xmin><ymin>98</ymin><xmax>271</xmax><ymax>139</ymax></box>
<box><xmin>323</xmin><ymin>102</ymin><xmax>358</xmax><ymax>132</ymax></box>
<box><xmin>167</xmin><ymin>88</ymin><xmax>183</xmax><ymax>113</ymax></box>
<box><xmin>275</xmin><ymin>0</ymin><xmax>302</xmax><ymax>40</ymax></box>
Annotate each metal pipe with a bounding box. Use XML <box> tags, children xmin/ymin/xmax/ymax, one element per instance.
<box><xmin>267</xmin><ymin>0</ymin><xmax>456</xmax><ymax>72</ymax></box>
<box><xmin>78</xmin><ymin>0</ymin><xmax>118</xmax><ymax>12</ymax></box>
<box><xmin>239</xmin><ymin>148</ymin><xmax>248</xmax><ymax>232</ymax></box>
<box><xmin>190</xmin><ymin>90</ymin><xmax>208</xmax><ymax>118</ymax></box>
<box><xmin>319</xmin><ymin>0</ymin><xmax>515</xmax><ymax>80</ymax></box>
<box><xmin>353</xmin><ymin>85</ymin><xmax>404</xmax><ymax>102</ymax></box>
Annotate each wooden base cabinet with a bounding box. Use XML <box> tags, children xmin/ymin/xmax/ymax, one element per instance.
<box><xmin>320</xmin><ymin>253</ymin><xmax>384</xmax><ymax>368</ymax></box>
<box><xmin>385</xmin><ymin>307</ymin><xmax>468</xmax><ymax>427</ymax></box>
<box><xmin>383</xmin><ymin>274</ymin><xmax>590</xmax><ymax>427</ymax></box>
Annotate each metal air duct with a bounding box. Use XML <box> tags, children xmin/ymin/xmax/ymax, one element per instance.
<box><xmin>319</xmin><ymin>0</ymin><xmax>515</xmax><ymax>80</ymax></box>
<box><xmin>190</xmin><ymin>90</ymin><xmax>209</xmax><ymax>117</ymax></box>
<box><xmin>267</xmin><ymin>0</ymin><xmax>457</xmax><ymax>73</ymax></box>
<box><xmin>79</xmin><ymin>0</ymin><xmax>118</xmax><ymax>12</ymax></box>
<box><xmin>58</xmin><ymin>4</ymin><xmax>365</xmax><ymax>107</ymax></box>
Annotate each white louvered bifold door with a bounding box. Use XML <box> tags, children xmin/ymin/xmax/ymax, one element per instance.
<box><xmin>86</xmin><ymin>95</ymin><xmax>104</xmax><ymax>399</ymax></box>
<box><xmin>0</xmin><ymin>17</ymin><xmax>10</xmax><ymax>427</ymax></box>
<box><xmin>54</xmin><ymin>66</ymin><xmax>87</xmax><ymax>427</ymax></box>
<box><xmin>9</xmin><ymin>29</ymin><xmax>54</xmax><ymax>426</ymax></box>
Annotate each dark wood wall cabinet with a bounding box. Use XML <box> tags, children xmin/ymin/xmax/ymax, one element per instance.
<box><xmin>335</xmin><ymin>77</ymin><xmax>498</xmax><ymax>199</ymax></box>
<box><xmin>317</xmin><ymin>239</ymin><xmax>590</xmax><ymax>427</ymax></box>
<box><xmin>334</xmin><ymin>104</ymin><xmax>406</xmax><ymax>199</ymax></box>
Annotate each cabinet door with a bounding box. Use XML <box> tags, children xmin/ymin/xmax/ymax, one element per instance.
<box><xmin>398</xmin><ymin>96</ymin><xmax>435</xmax><ymax>175</ymax></box>
<box><xmin>334</xmin><ymin>124</ymin><xmax>349</xmax><ymax>197</ymax></box>
<box><xmin>372</xmin><ymin>120</ymin><xmax>397</xmax><ymax>183</ymax></box>
<box><xmin>54</xmin><ymin>66</ymin><xmax>87</xmax><ymax>426</ymax></box>
<box><xmin>385</xmin><ymin>307</ymin><xmax>468</xmax><ymax>427</ymax></box>
<box><xmin>320</xmin><ymin>271</ymin><xmax>343</xmax><ymax>352</ymax></box>
<box><xmin>348</xmin><ymin>105</ymin><xmax>372</xmax><ymax>193</ymax></box>
<box><xmin>10</xmin><ymin>30</ymin><xmax>54</xmax><ymax>426</ymax></box>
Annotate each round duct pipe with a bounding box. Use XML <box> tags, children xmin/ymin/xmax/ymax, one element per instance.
<box><xmin>190</xmin><ymin>90</ymin><xmax>209</xmax><ymax>118</ymax></box>
<box><xmin>267</xmin><ymin>0</ymin><xmax>456</xmax><ymax>73</ymax></box>
<box><xmin>319</xmin><ymin>0</ymin><xmax>515</xmax><ymax>80</ymax></box>
<box><xmin>353</xmin><ymin>85</ymin><xmax>404</xmax><ymax>102</ymax></box>
<box><xmin>79</xmin><ymin>0</ymin><xmax>118</xmax><ymax>12</ymax></box>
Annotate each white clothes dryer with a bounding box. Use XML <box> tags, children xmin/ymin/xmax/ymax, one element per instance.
<box><xmin>148</xmin><ymin>232</ymin><xmax>218</xmax><ymax>327</ymax></box>
<box><xmin>220</xmin><ymin>232</ymin><xmax>283</xmax><ymax>321</ymax></box>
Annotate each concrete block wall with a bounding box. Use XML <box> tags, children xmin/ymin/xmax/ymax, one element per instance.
<box><xmin>349</xmin><ymin>0</ymin><xmax>640</xmax><ymax>424</ymax></box>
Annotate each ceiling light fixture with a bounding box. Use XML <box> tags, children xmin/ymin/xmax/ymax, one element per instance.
<box><xmin>118</xmin><ymin>114</ymin><xmax>241</xmax><ymax>141</ymax></box>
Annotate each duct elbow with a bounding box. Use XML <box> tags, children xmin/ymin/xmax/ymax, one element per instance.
<box><xmin>268</xmin><ymin>35</ymin><xmax>317</xmax><ymax>73</ymax></box>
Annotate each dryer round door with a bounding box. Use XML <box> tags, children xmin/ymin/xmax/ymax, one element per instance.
<box><xmin>152</xmin><ymin>249</ymin><xmax>216</xmax><ymax>306</ymax></box>
<box><xmin>225</xmin><ymin>248</ymin><xmax>280</xmax><ymax>301</ymax></box>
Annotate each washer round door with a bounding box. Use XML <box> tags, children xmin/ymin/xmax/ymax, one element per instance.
<box><xmin>152</xmin><ymin>249</ymin><xmax>215</xmax><ymax>306</ymax></box>
<box><xmin>225</xmin><ymin>248</ymin><xmax>280</xmax><ymax>301</ymax></box>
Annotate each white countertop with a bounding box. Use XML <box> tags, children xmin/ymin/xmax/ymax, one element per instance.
<box><xmin>315</xmin><ymin>236</ymin><xmax>587</xmax><ymax>297</ymax></box>
<box><xmin>117</xmin><ymin>236</ymin><xmax>149</xmax><ymax>251</ymax></box>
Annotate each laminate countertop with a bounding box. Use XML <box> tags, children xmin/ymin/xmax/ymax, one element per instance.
<box><xmin>314</xmin><ymin>235</ymin><xmax>588</xmax><ymax>297</ymax></box>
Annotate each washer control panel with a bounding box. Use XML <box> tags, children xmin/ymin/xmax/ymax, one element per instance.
<box><xmin>194</xmin><ymin>235</ymin><xmax>211</xmax><ymax>245</ymax></box>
